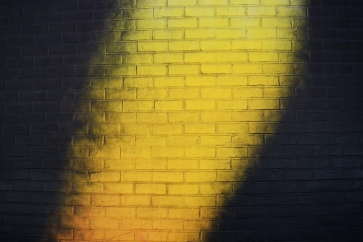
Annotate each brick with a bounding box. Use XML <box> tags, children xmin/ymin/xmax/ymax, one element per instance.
<box><xmin>136</xmin><ymin>184</ymin><xmax>166</xmax><ymax>194</ymax></box>
<box><xmin>185</xmin><ymin>124</ymin><xmax>215</xmax><ymax>134</ymax></box>
<box><xmin>154</xmin><ymin>53</ymin><xmax>183</xmax><ymax>63</ymax></box>
<box><xmin>154</xmin><ymin>30</ymin><xmax>183</xmax><ymax>39</ymax></box>
<box><xmin>154</xmin><ymin>8</ymin><xmax>183</xmax><ymax>17</ymax></box>
<box><xmin>169</xmin><ymin>41</ymin><xmax>199</xmax><ymax>51</ymax></box>
<box><xmin>169</xmin><ymin>65</ymin><xmax>199</xmax><ymax>75</ymax></box>
<box><xmin>138</xmin><ymin>41</ymin><xmax>168</xmax><ymax>52</ymax></box>
<box><xmin>185</xmin><ymin>8</ymin><xmax>214</xmax><ymax>16</ymax></box>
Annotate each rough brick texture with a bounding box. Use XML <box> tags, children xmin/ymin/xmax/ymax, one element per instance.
<box><xmin>1</xmin><ymin>0</ymin><xmax>363</xmax><ymax>241</ymax></box>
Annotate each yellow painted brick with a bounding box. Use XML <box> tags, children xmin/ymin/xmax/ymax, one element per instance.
<box><xmin>217</xmin><ymin>29</ymin><xmax>247</xmax><ymax>39</ymax></box>
<box><xmin>168</xmin><ymin>184</ymin><xmax>198</xmax><ymax>194</ymax></box>
<box><xmin>249</xmin><ymin>52</ymin><xmax>278</xmax><ymax>62</ymax></box>
<box><xmin>123</xmin><ymin>54</ymin><xmax>153</xmax><ymax>64</ymax></box>
<box><xmin>91</xmin><ymin>195</ymin><xmax>120</xmax><ymax>206</ymax></box>
<box><xmin>277</xmin><ymin>6</ymin><xmax>306</xmax><ymax>16</ymax></box>
<box><xmin>249</xmin><ymin>99</ymin><xmax>279</xmax><ymax>109</ymax></box>
<box><xmin>73</xmin><ymin>158</ymin><xmax>103</xmax><ymax>171</ymax></box>
<box><xmin>185</xmin><ymin>76</ymin><xmax>216</xmax><ymax>86</ymax></box>
<box><xmin>154</xmin><ymin>8</ymin><xmax>183</xmax><ymax>17</ymax></box>
<box><xmin>154</xmin><ymin>53</ymin><xmax>183</xmax><ymax>63</ymax></box>
<box><xmin>136</xmin><ymin>19</ymin><xmax>166</xmax><ymax>29</ymax></box>
<box><xmin>169</xmin><ymin>88</ymin><xmax>199</xmax><ymax>98</ymax></box>
<box><xmin>262</xmin><ymin>40</ymin><xmax>291</xmax><ymax>50</ymax></box>
<box><xmin>154</xmin><ymin>77</ymin><xmax>184</xmax><ymax>87</ymax></box>
<box><xmin>154</xmin><ymin>100</ymin><xmax>183</xmax><ymax>110</ymax></box>
<box><xmin>217</xmin><ymin>7</ymin><xmax>246</xmax><ymax>16</ymax></box>
<box><xmin>201</xmin><ymin>64</ymin><xmax>231</xmax><ymax>74</ymax></box>
<box><xmin>152</xmin><ymin>196</ymin><xmax>182</xmax><ymax>206</ymax></box>
<box><xmin>200</xmin><ymin>40</ymin><xmax>231</xmax><ymax>50</ymax></box>
<box><xmin>185</xmin><ymin>7</ymin><xmax>214</xmax><ymax>16</ymax></box>
<box><xmin>169</xmin><ymin>40</ymin><xmax>199</xmax><ymax>51</ymax></box>
<box><xmin>248</xmin><ymin>76</ymin><xmax>279</xmax><ymax>85</ymax></box>
<box><xmin>75</xmin><ymin>113</ymin><xmax>105</xmax><ymax>123</ymax></box>
<box><xmin>91</xmin><ymin>101</ymin><xmax>121</xmax><ymax>111</ymax></box>
<box><xmin>233</xmin><ymin>64</ymin><xmax>262</xmax><ymax>74</ymax></box>
<box><xmin>249</xmin><ymin>123</ymin><xmax>280</xmax><ymax>133</ymax></box>
<box><xmin>168</xmin><ymin>208</ymin><xmax>199</xmax><ymax>219</ymax></box>
<box><xmin>199</xmin><ymin>18</ymin><xmax>229</xmax><ymax>27</ymax></box>
<box><xmin>265</xmin><ymin>110</ymin><xmax>285</xmax><ymax>121</ymax></box>
<box><xmin>173</xmin><ymin>232</ymin><xmax>200</xmax><ymax>241</ymax></box>
<box><xmin>137</xmin><ymin>208</ymin><xmax>167</xmax><ymax>218</ymax></box>
<box><xmin>232</xmin><ymin>40</ymin><xmax>262</xmax><ymax>50</ymax></box>
<box><xmin>121</xmin><ymin>195</ymin><xmax>151</xmax><ymax>206</ymax></box>
<box><xmin>168</xmin><ymin>19</ymin><xmax>198</xmax><ymax>28</ymax></box>
<box><xmin>217</xmin><ymin>147</ymin><xmax>247</xmax><ymax>158</ymax></box>
<box><xmin>199</xmin><ymin>0</ymin><xmax>227</xmax><ymax>4</ymax></box>
<box><xmin>153</xmin><ymin>220</ymin><xmax>183</xmax><ymax>229</ymax></box>
<box><xmin>185</xmin><ymin>29</ymin><xmax>214</xmax><ymax>39</ymax></box>
<box><xmin>138</xmin><ymin>41</ymin><xmax>168</xmax><ymax>52</ymax></box>
<box><xmin>73</xmin><ymin>183</ymin><xmax>103</xmax><ymax>193</ymax></box>
<box><xmin>168</xmin><ymin>0</ymin><xmax>196</xmax><ymax>6</ymax></box>
<box><xmin>230</xmin><ymin>17</ymin><xmax>260</xmax><ymax>28</ymax></box>
<box><xmin>216</xmin><ymin>76</ymin><xmax>248</xmax><ymax>86</ymax></box>
<box><xmin>135</xmin><ymin>159</ymin><xmax>166</xmax><ymax>169</ymax></box>
<box><xmin>90</xmin><ymin>218</ymin><xmax>118</xmax><ymax>229</ymax></box>
<box><xmin>93</xmin><ymin>55</ymin><xmax>121</xmax><ymax>65</ymax></box>
<box><xmin>104</xmin><ymin>135</ymin><xmax>134</xmax><ymax>146</ymax></box>
<box><xmin>104</xmin><ymin>231</ymin><xmax>134</xmax><ymax>241</ymax></box>
<box><xmin>185</xmin><ymin>171</ymin><xmax>216</xmax><ymax>182</ymax></box>
<box><xmin>137</xmin><ymin>88</ymin><xmax>168</xmax><ymax>99</ymax></box>
<box><xmin>73</xmin><ymin>136</ymin><xmax>102</xmax><ymax>146</ymax></box>
<box><xmin>90</xmin><ymin>147</ymin><xmax>120</xmax><ymax>158</ymax></box>
<box><xmin>135</xmin><ymin>231</ymin><xmax>168</xmax><ymax>241</ymax></box>
<box><xmin>154</xmin><ymin>29</ymin><xmax>183</xmax><ymax>40</ymax></box>
<box><xmin>185</xmin><ymin>52</ymin><xmax>216</xmax><ymax>63</ymax></box>
<box><xmin>89</xmin><ymin>124</ymin><xmax>119</xmax><ymax>135</ymax></box>
<box><xmin>233</xmin><ymin>111</ymin><xmax>264</xmax><ymax>121</ymax></box>
<box><xmin>199</xmin><ymin>159</ymin><xmax>231</xmax><ymax>169</ymax></box>
<box><xmin>151</xmin><ymin>146</ymin><xmax>183</xmax><ymax>157</ymax></box>
<box><xmin>124</xmin><ymin>9</ymin><xmax>153</xmax><ymax>19</ymax></box>
<box><xmin>232</xmin><ymin>87</ymin><xmax>263</xmax><ymax>98</ymax></box>
<box><xmin>138</xmin><ymin>65</ymin><xmax>167</xmax><ymax>75</ymax></box>
<box><xmin>168</xmin><ymin>112</ymin><xmax>199</xmax><ymax>122</ymax></box>
<box><xmin>200</xmin><ymin>135</ymin><xmax>231</xmax><ymax>146</ymax></box>
<box><xmin>106</xmin><ymin>89</ymin><xmax>136</xmax><ymax>100</ymax></box>
<box><xmin>231</xmin><ymin>0</ymin><xmax>260</xmax><ymax>4</ymax></box>
<box><xmin>201</xmin><ymin>87</ymin><xmax>231</xmax><ymax>98</ymax></box>
<box><xmin>61</xmin><ymin>194</ymin><xmax>90</xmax><ymax>206</ymax></box>
<box><xmin>248</xmin><ymin>7</ymin><xmax>276</xmax><ymax>16</ymax></box>
<box><xmin>216</xmin><ymin>51</ymin><xmax>247</xmax><ymax>62</ymax></box>
<box><xmin>123</xmin><ymin>101</ymin><xmax>153</xmax><ymax>111</ymax></box>
<box><xmin>262</xmin><ymin>17</ymin><xmax>291</xmax><ymax>27</ymax></box>
<box><xmin>232</xmin><ymin>134</ymin><xmax>263</xmax><ymax>145</ymax></box>
<box><xmin>185</xmin><ymin>100</ymin><xmax>215</xmax><ymax>110</ymax></box>
<box><xmin>120</xmin><ymin>219</ymin><xmax>152</xmax><ymax>230</ymax></box>
<box><xmin>247</xmin><ymin>28</ymin><xmax>276</xmax><ymax>38</ymax></box>
<box><xmin>199</xmin><ymin>183</ymin><xmax>232</xmax><ymax>194</ymax></box>
<box><xmin>137</xmin><ymin>113</ymin><xmax>167</xmax><ymax>123</ymax></box>
<box><xmin>121</xmin><ymin>146</ymin><xmax>150</xmax><ymax>158</ymax></box>
<box><xmin>200</xmin><ymin>207</ymin><xmax>219</xmax><ymax>218</ymax></box>
<box><xmin>90</xmin><ymin>172</ymin><xmax>120</xmax><ymax>182</ymax></box>
<box><xmin>136</xmin><ymin>184</ymin><xmax>166</xmax><ymax>194</ymax></box>
<box><xmin>135</xmin><ymin>135</ymin><xmax>166</xmax><ymax>145</ymax></box>
<box><xmin>201</xmin><ymin>112</ymin><xmax>231</xmax><ymax>122</ymax></box>
<box><xmin>65</xmin><ymin>146</ymin><xmax>89</xmax><ymax>158</ymax></box>
<box><xmin>121</xmin><ymin>30</ymin><xmax>151</xmax><ymax>40</ymax></box>
<box><xmin>122</xmin><ymin>172</ymin><xmax>152</xmax><ymax>182</ymax></box>
<box><xmin>106</xmin><ymin>42</ymin><xmax>137</xmax><ymax>53</ymax></box>
<box><xmin>218</xmin><ymin>123</ymin><xmax>248</xmax><ymax>133</ymax></box>
<box><xmin>184</xmin><ymin>196</ymin><xmax>215</xmax><ymax>206</ymax></box>
<box><xmin>106</xmin><ymin>66</ymin><xmax>137</xmax><ymax>76</ymax></box>
<box><xmin>168</xmin><ymin>159</ymin><xmax>199</xmax><ymax>170</ymax></box>
<box><xmin>167</xmin><ymin>135</ymin><xmax>199</xmax><ymax>145</ymax></box>
<box><xmin>105</xmin><ymin>207</ymin><xmax>135</xmax><ymax>217</ymax></box>
<box><xmin>74</xmin><ymin>230</ymin><xmax>104</xmax><ymax>240</ymax></box>
<box><xmin>152</xmin><ymin>172</ymin><xmax>184</xmax><ymax>182</ymax></box>
<box><xmin>103</xmin><ymin>183</ymin><xmax>134</xmax><ymax>194</ymax></box>
<box><xmin>124</xmin><ymin>77</ymin><xmax>153</xmax><ymax>88</ymax></box>
<box><xmin>169</xmin><ymin>65</ymin><xmax>199</xmax><ymax>75</ymax></box>
<box><xmin>264</xmin><ymin>87</ymin><xmax>293</xmax><ymax>97</ymax></box>
<box><xmin>185</xmin><ymin>124</ymin><xmax>215</xmax><ymax>134</ymax></box>
<box><xmin>280</xmin><ymin>26</ymin><xmax>307</xmax><ymax>38</ymax></box>
<box><xmin>104</xmin><ymin>159</ymin><xmax>133</xmax><ymax>170</ymax></box>
<box><xmin>261</xmin><ymin>0</ymin><xmax>289</xmax><ymax>4</ymax></box>
<box><xmin>217</xmin><ymin>100</ymin><xmax>248</xmax><ymax>110</ymax></box>
<box><xmin>153</xmin><ymin>124</ymin><xmax>183</xmax><ymax>134</ymax></box>
<box><xmin>137</xmin><ymin>0</ymin><xmax>166</xmax><ymax>7</ymax></box>
<box><xmin>263</xmin><ymin>64</ymin><xmax>294</xmax><ymax>74</ymax></box>
<box><xmin>185</xmin><ymin>147</ymin><xmax>215</xmax><ymax>158</ymax></box>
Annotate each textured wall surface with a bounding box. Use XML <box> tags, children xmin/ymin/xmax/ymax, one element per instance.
<box><xmin>1</xmin><ymin>0</ymin><xmax>363</xmax><ymax>241</ymax></box>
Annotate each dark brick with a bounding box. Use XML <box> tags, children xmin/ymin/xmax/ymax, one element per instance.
<box><xmin>296</xmin><ymin>111</ymin><xmax>326</xmax><ymax>122</ymax></box>
<box><xmin>314</xmin><ymin>192</ymin><xmax>344</xmax><ymax>204</ymax></box>
<box><xmin>49</xmin><ymin>2</ymin><xmax>77</xmax><ymax>12</ymax></box>
<box><xmin>63</xmin><ymin>11</ymin><xmax>93</xmax><ymax>21</ymax></box>
<box><xmin>280</xmin><ymin>99</ymin><xmax>311</xmax><ymax>109</ymax></box>
<box><xmin>43</xmin><ymin>136</ymin><xmax>72</xmax><ymax>146</ymax></box>
<box><xmin>282</xmin><ymin>123</ymin><xmax>313</xmax><ymax>133</ymax></box>
<box><xmin>9</xmin><ymin>15</ymin><xmax>35</xmax><ymax>25</ymax></box>
<box><xmin>76</xmin><ymin>66</ymin><xmax>105</xmax><ymax>77</ymax></box>
<box><xmin>2</xmin><ymin>146</ymin><xmax>29</xmax><ymax>156</ymax></box>
<box><xmin>0</xmin><ymin>91</ymin><xmax>17</xmax><ymax>102</ymax></box>
<box><xmin>30</xmin><ymin>192</ymin><xmax>59</xmax><ymax>203</ymax></box>
<box><xmin>14</xmin><ymin>181</ymin><xmax>41</xmax><ymax>191</ymax></box>
<box><xmin>344</xmin><ymin>145</ymin><xmax>363</xmax><ymax>155</ymax></box>
<box><xmin>2</xmin><ymin>124</ymin><xmax>29</xmax><ymax>135</ymax></box>
<box><xmin>77</xmin><ymin>21</ymin><xmax>105</xmax><ymax>32</ymax></box>
<box><xmin>308</xmin><ymin>7</ymin><xmax>336</xmax><ymax>17</ymax></box>
<box><xmin>106</xmin><ymin>0</ymin><xmax>134</xmax><ymax>9</ymax></box>
<box><xmin>7</xmin><ymin>57</ymin><xmax>33</xmax><ymax>68</ymax></box>
<box><xmin>93</xmin><ymin>9</ymin><xmax>123</xmax><ymax>21</ymax></box>
<box><xmin>337</xmin><ymin>7</ymin><xmax>363</xmax><ymax>18</ymax></box>
<box><xmin>0</xmin><ymin>136</ymin><xmax>15</xmax><ymax>145</ymax></box>
<box><xmin>33</xmin><ymin>34</ymin><xmax>61</xmax><ymax>45</ymax></box>
<box><xmin>15</xmin><ymin>136</ymin><xmax>43</xmax><ymax>146</ymax></box>
<box><xmin>2</xmin><ymin>191</ymin><xmax>29</xmax><ymax>202</ymax></box>
<box><xmin>49</xmin><ymin>23</ymin><xmax>76</xmax><ymax>33</ymax></box>
<box><xmin>20</xmin><ymin>24</ymin><xmax>48</xmax><ymax>35</ymax></box>
<box><xmin>31</xmin><ymin>124</ymin><xmax>58</xmax><ymax>135</ymax></box>
<box><xmin>45</xmin><ymin>112</ymin><xmax>74</xmax><ymax>123</ymax></box>
<box><xmin>33</xmin><ymin>79</ymin><xmax>61</xmax><ymax>90</ymax></box>
<box><xmin>63</xmin><ymin>55</ymin><xmax>92</xmax><ymax>66</ymax></box>
<box><xmin>33</xmin><ymin>101</ymin><xmax>61</xmax><ymax>112</ymax></box>
<box><xmin>35</xmin><ymin>13</ymin><xmax>63</xmax><ymax>24</ymax></box>
<box><xmin>42</xmin><ymin>158</ymin><xmax>72</xmax><ymax>170</ymax></box>
<box><xmin>8</xmin><ymin>35</ymin><xmax>33</xmax><ymax>46</ymax></box>
<box><xmin>46</xmin><ymin>67</ymin><xmax>76</xmax><ymax>78</ymax></box>
<box><xmin>77</xmin><ymin>43</ymin><xmax>105</xmax><ymax>54</ymax></box>
<box><xmin>14</xmin><ymin>158</ymin><xmax>42</xmax><ymax>169</ymax></box>
<box><xmin>78</xmin><ymin>0</ymin><xmax>107</xmax><ymax>10</ymax></box>
<box><xmin>62</xmin><ymin>32</ymin><xmax>90</xmax><ymax>43</ymax></box>
<box><xmin>46</xmin><ymin>90</ymin><xmax>75</xmax><ymax>101</ymax></box>
<box><xmin>49</xmin><ymin>44</ymin><xmax>77</xmax><ymax>55</ymax></box>
<box><xmin>21</xmin><ymin>46</ymin><xmax>48</xmax><ymax>56</ymax></box>
<box><xmin>59</xmin><ymin>124</ymin><xmax>88</xmax><ymax>135</ymax></box>
<box><xmin>31</xmin><ymin>147</ymin><xmax>59</xmax><ymax>157</ymax></box>
<box><xmin>297</xmin><ymin>134</ymin><xmax>329</xmax><ymax>144</ymax></box>
<box><xmin>266</xmin><ymin>230</ymin><xmax>298</xmax><ymax>241</ymax></box>
<box><xmin>22</xmin><ymin>3</ymin><xmax>49</xmax><ymax>14</ymax></box>
<box><xmin>2</xmin><ymin>169</ymin><xmax>29</xmax><ymax>179</ymax></box>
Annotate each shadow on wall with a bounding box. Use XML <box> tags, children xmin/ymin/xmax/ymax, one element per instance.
<box><xmin>206</xmin><ymin>1</ymin><xmax>363</xmax><ymax>242</ymax></box>
<box><xmin>0</xmin><ymin>0</ymin><xmax>131</xmax><ymax>241</ymax></box>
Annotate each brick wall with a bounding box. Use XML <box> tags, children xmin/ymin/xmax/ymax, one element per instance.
<box><xmin>1</xmin><ymin>0</ymin><xmax>362</xmax><ymax>241</ymax></box>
